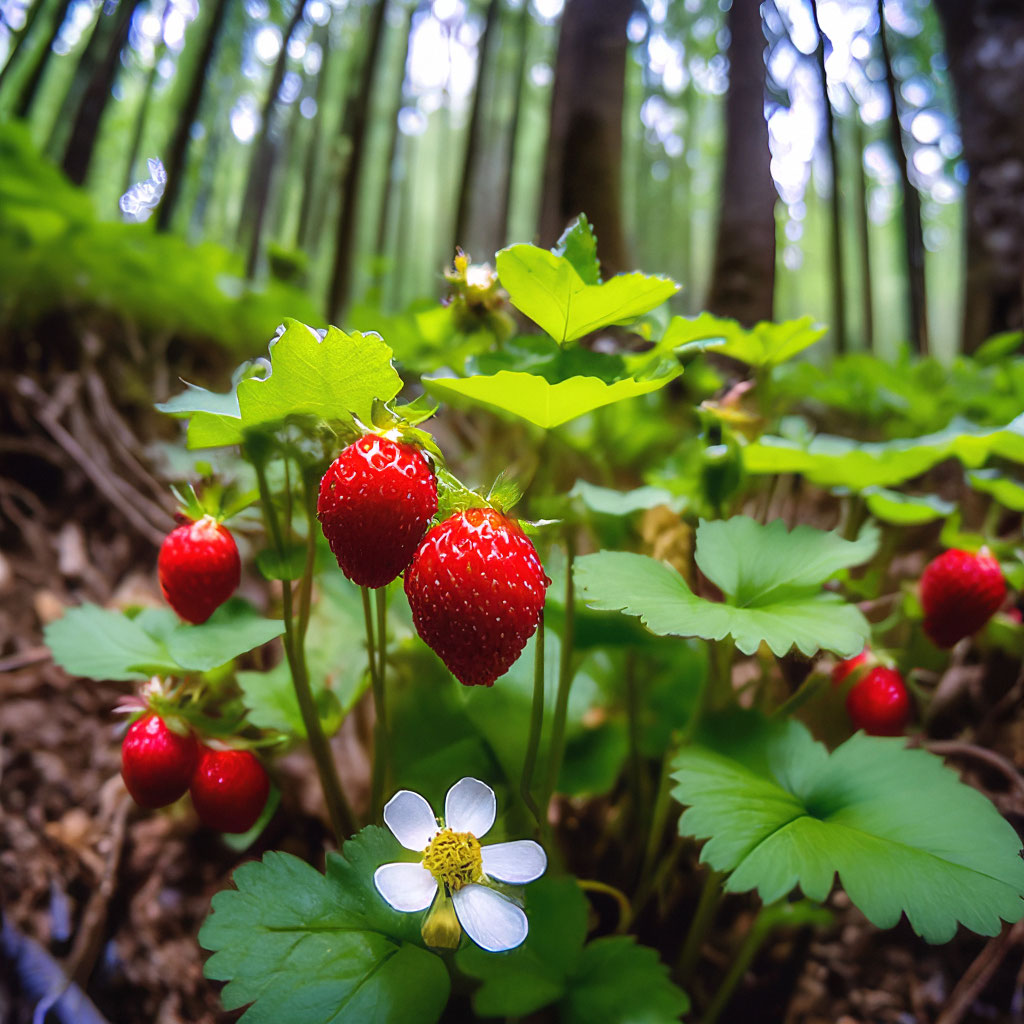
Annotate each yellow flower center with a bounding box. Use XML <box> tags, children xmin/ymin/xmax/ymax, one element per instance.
<box><xmin>422</xmin><ymin>829</ymin><xmax>483</xmax><ymax>892</ymax></box>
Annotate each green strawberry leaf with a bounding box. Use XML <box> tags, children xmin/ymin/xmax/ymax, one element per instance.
<box><xmin>574</xmin><ymin>517</ymin><xmax>875</xmax><ymax>658</ymax></box>
<box><xmin>44</xmin><ymin>603</ymin><xmax>179</xmax><ymax>681</ymax></box>
<box><xmin>423</xmin><ymin>369</ymin><xmax>680</xmax><ymax>430</ymax></box>
<box><xmin>553</xmin><ymin>214</ymin><xmax>601</xmax><ymax>285</ymax></box>
<box><xmin>200</xmin><ymin>827</ymin><xmax>450</xmax><ymax>1023</ymax></box>
<box><xmin>967</xmin><ymin>469</ymin><xmax>1024</xmax><ymax>512</ymax></box>
<box><xmin>744</xmin><ymin>415</ymin><xmax>1024</xmax><ymax>489</ymax></box>
<box><xmin>495</xmin><ymin>244</ymin><xmax>677</xmax><ymax>346</ymax></box>
<box><xmin>185</xmin><ymin>321</ymin><xmax>402</xmax><ymax>449</ymax></box>
<box><xmin>458</xmin><ymin>877</ymin><xmax>688</xmax><ymax>1022</ymax></box>
<box><xmin>672</xmin><ymin>712</ymin><xmax>1024</xmax><ymax>943</ymax></box>
<box><xmin>568</xmin><ymin>480</ymin><xmax>687</xmax><ymax>518</ymax></box>
<box><xmin>860</xmin><ymin>487</ymin><xmax>955</xmax><ymax>525</ymax></box>
<box><xmin>43</xmin><ymin>601</ymin><xmax>284</xmax><ymax>680</ymax></box>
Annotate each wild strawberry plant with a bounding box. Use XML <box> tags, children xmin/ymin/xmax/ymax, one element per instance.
<box><xmin>43</xmin><ymin>216</ymin><xmax>1024</xmax><ymax>1022</ymax></box>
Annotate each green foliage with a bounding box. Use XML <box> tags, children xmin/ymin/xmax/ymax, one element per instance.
<box><xmin>44</xmin><ymin>600</ymin><xmax>284</xmax><ymax>680</ymax></box>
<box><xmin>183</xmin><ymin>321</ymin><xmax>402</xmax><ymax>448</ymax></box>
<box><xmin>495</xmin><ymin>240</ymin><xmax>677</xmax><ymax>346</ymax></box>
<box><xmin>567</xmin><ymin>480</ymin><xmax>686</xmax><ymax>518</ymax></box>
<box><xmin>744</xmin><ymin>415</ymin><xmax>1024</xmax><ymax>489</ymax></box>
<box><xmin>657</xmin><ymin>313</ymin><xmax>825</xmax><ymax>368</ymax></box>
<box><xmin>553</xmin><ymin>214</ymin><xmax>601</xmax><ymax>285</ymax></box>
<box><xmin>0</xmin><ymin>124</ymin><xmax>320</xmax><ymax>346</ymax></box>
<box><xmin>574</xmin><ymin>518</ymin><xmax>875</xmax><ymax>657</ymax></box>
<box><xmin>423</xmin><ymin>369</ymin><xmax>680</xmax><ymax>430</ymax></box>
<box><xmin>199</xmin><ymin>828</ymin><xmax>450</xmax><ymax>1023</ymax></box>
<box><xmin>458</xmin><ymin>877</ymin><xmax>689</xmax><ymax>1022</ymax></box>
<box><xmin>968</xmin><ymin>469</ymin><xmax>1024</xmax><ymax>512</ymax></box>
<box><xmin>672</xmin><ymin>712</ymin><xmax>1024</xmax><ymax>942</ymax></box>
<box><xmin>858</xmin><ymin>488</ymin><xmax>955</xmax><ymax>525</ymax></box>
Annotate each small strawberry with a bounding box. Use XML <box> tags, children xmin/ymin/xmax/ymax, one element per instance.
<box><xmin>121</xmin><ymin>713</ymin><xmax>199</xmax><ymax>809</ymax></box>
<box><xmin>404</xmin><ymin>507</ymin><xmax>549</xmax><ymax>687</ymax></box>
<box><xmin>318</xmin><ymin>434</ymin><xmax>438</xmax><ymax>589</ymax></box>
<box><xmin>920</xmin><ymin>548</ymin><xmax>1006</xmax><ymax>648</ymax></box>
<box><xmin>832</xmin><ymin>648</ymin><xmax>871</xmax><ymax>687</ymax></box>
<box><xmin>845</xmin><ymin>666</ymin><xmax>911</xmax><ymax>736</ymax></box>
<box><xmin>158</xmin><ymin>515</ymin><xmax>241</xmax><ymax>624</ymax></box>
<box><xmin>190</xmin><ymin>747</ymin><xmax>270</xmax><ymax>834</ymax></box>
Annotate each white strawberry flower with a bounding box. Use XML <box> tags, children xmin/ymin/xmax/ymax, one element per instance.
<box><xmin>373</xmin><ymin>777</ymin><xmax>547</xmax><ymax>952</ymax></box>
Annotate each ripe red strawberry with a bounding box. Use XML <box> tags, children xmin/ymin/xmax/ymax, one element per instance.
<box><xmin>190</xmin><ymin>747</ymin><xmax>270</xmax><ymax>833</ymax></box>
<box><xmin>920</xmin><ymin>548</ymin><xmax>1006</xmax><ymax>648</ymax></box>
<box><xmin>831</xmin><ymin>648</ymin><xmax>871</xmax><ymax>686</ymax></box>
<box><xmin>318</xmin><ymin>434</ymin><xmax>438</xmax><ymax>589</ymax></box>
<box><xmin>845</xmin><ymin>666</ymin><xmax>911</xmax><ymax>736</ymax></box>
<box><xmin>121</xmin><ymin>713</ymin><xmax>199</xmax><ymax>809</ymax></box>
<box><xmin>158</xmin><ymin>515</ymin><xmax>241</xmax><ymax>624</ymax></box>
<box><xmin>403</xmin><ymin>507</ymin><xmax>549</xmax><ymax>687</ymax></box>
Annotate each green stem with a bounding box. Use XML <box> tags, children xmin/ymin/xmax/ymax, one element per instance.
<box><xmin>543</xmin><ymin>535</ymin><xmax>576</xmax><ymax>808</ymax></box>
<box><xmin>375</xmin><ymin>585</ymin><xmax>390</xmax><ymax>800</ymax></box>
<box><xmin>677</xmin><ymin>867</ymin><xmax>724</xmax><ymax>985</ymax></box>
<box><xmin>701</xmin><ymin>905</ymin><xmax>768</xmax><ymax>1024</ymax></box>
<box><xmin>624</xmin><ymin>650</ymin><xmax>644</xmax><ymax>820</ymax></box>
<box><xmin>636</xmin><ymin>746</ymin><xmax>675</xmax><ymax>905</ymax></box>
<box><xmin>362</xmin><ymin>586</ymin><xmax>384</xmax><ymax>818</ymax></box>
<box><xmin>253</xmin><ymin>456</ymin><xmax>354</xmax><ymax>844</ymax></box>
<box><xmin>577</xmin><ymin>879</ymin><xmax>633</xmax><ymax>934</ymax></box>
<box><xmin>296</xmin><ymin>468</ymin><xmax>318</xmax><ymax>644</ymax></box>
<box><xmin>519</xmin><ymin>613</ymin><xmax>545</xmax><ymax>832</ymax></box>
<box><xmin>771</xmin><ymin>673</ymin><xmax>826</xmax><ymax>719</ymax></box>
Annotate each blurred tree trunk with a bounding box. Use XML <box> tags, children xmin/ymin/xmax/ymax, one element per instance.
<box><xmin>295</xmin><ymin>21</ymin><xmax>333</xmax><ymax>250</ymax></box>
<box><xmin>707</xmin><ymin>0</ymin><xmax>775</xmax><ymax>326</ymax></box>
<box><xmin>877</xmin><ymin>0</ymin><xmax>928</xmax><ymax>354</ymax></box>
<box><xmin>122</xmin><ymin>6</ymin><xmax>169</xmax><ymax>194</ymax></box>
<box><xmin>12</xmin><ymin>0</ymin><xmax>73</xmax><ymax>118</ymax></box>
<box><xmin>0</xmin><ymin>0</ymin><xmax>48</xmax><ymax>95</ymax></box>
<box><xmin>933</xmin><ymin>0</ymin><xmax>1024</xmax><ymax>353</ymax></box>
<box><xmin>156</xmin><ymin>0</ymin><xmax>231</xmax><ymax>233</ymax></box>
<box><xmin>539</xmin><ymin>0</ymin><xmax>632</xmax><ymax>275</ymax></box>
<box><xmin>678</xmin><ymin>84</ymin><xmax>696</xmax><ymax>311</ymax></box>
<box><xmin>62</xmin><ymin>0</ymin><xmax>143</xmax><ymax>186</ymax></box>
<box><xmin>851</xmin><ymin>105</ymin><xmax>874</xmax><ymax>350</ymax></box>
<box><xmin>327</xmin><ymin>0</ymin><xmax>388</xmax><ymax>320</ymax></box>
<box><xmin>238</xmin><ymin>0</ymin><xmax>306</xmax><ymax>272</ymax></box>
<box><xmin>453</xmin><ymin>0</ymin><xmax>500</xmax><ymax>256</ymax></box>
<box><xmin>498</xmin><ymin>0</ymin><xmax>530</xmax><ymax>247</ymax></box>
<box><xmin>809</xmin><ymin>0</ymin><xmax>846</xmax><ymax>352</ymax></box>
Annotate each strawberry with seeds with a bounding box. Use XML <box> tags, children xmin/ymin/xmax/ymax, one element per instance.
<box><xmin>845</xmin><ymin>666</ymin><xmax>912</xmax><ymax>737</ymax></box>
<box><xmin>159</xmin><ymin>515</ymin><xmax>241</xmax><ymax>624</ymax></box>
<box><xmin>122</xmin><ymin>713</ymin><xmax>199</xmax><ymax>809</ymax></box>
<box><xmin>920</xmin><ymin>548</ymin><xmax>1006</xmax><ymax>648</ymax></box>
<box><xmin>404</xmin><ymin>507</ymin><xmax>549</xmax><ymax>687</ymax></box>
<box><xmin>190</xmin><ymin>747</ymin><xmax>271</xmax><ymax>834</ymax></box>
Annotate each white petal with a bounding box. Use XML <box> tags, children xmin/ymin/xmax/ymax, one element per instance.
<box><xmin>373</xmin><ymin>862</ymin><xmax>437</xmax><ymax>912</ymax></box>
<box><xmin>444</xmin><ymin>777</ymin><xmax>496</xmax><ymax>838</ymax></box>
<box><xmin>383</xmin><ymin>790</ymin><xmax>438</xmax><ymax>850</ymax></box>
<box><xmin>452</xmin><ymin>884</ymin><xmax>528</xmax><ymax>952</ymax></box>
<box><xmin>481</xmin><ymin>840</ymin><xmax>547</xmax><ymax>884</ymax></box>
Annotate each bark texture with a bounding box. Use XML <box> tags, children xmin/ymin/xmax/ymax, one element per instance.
<box><xmin>539</xmin><ymin>0</ymin><xmax>632</xmax><ymax>276</ymax></box>
<box><xmin>706</xmin><ymin>0</ymin><xmax>775</xmax><ymax>326</ymax></box>
<box><xmin>933</xmin><ymin>0</ymin><xmax>1024</xmax><ymax>352</ymax></box>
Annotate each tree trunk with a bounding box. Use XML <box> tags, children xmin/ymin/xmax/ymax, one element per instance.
<box><xmin>61</xmin><ymin>0</ymin><xmax>142</xmax><ymax>186</ymax></box>
<box><xmin>326</xmin><ymin>0</ymin><xmax>388</xmax><ymax>321</ymax></box>
<box><xmin>452</xmin><ymin>0</ymin><xmax>500</xmax><ymax>256</ymax></box>
<box><xmin>851</xmin><ymin>104</ymin><xmax>874</xmax><ymax>350</ymax></box>
<box><xmin>808</xmin><ymin>0</ymin><xmax>846</xmax><ymax>351</ymax></box>
<box><xmin>122</xmin><ymin>2</ymin><xmax>170</xmax><ymax>194</ymax></box>
<box><xmin>706</xmin><ymin>0</ymin><xmax>775</xmax><ymax>326</ymax></box>
<box><xmin>538</xmin><ymin>0</ymin><xmax>632</xmax><ymax>276</ymax></box>
<box><xmin>155</xmin><ymin>0</ymin><xmax>231</xmax><ymax>233</ymax></box>
<box><xmin>0</xmin><ymin>0</ymin><xmax>48</xmax><ymax>96</ymax></box>
<box><xmin>295</xmin><ymin>21</ymin><xmax>332</xmax><ymax>250</ymax></box>
<box><xmin>933</xmin><ymin>0</ymin><xmax>1024</xmax><ymax>352</ymax></box>
<box><xmin>12</xmin><ymin>0</ymin><xmax>73</xmax><ymax>119</ymax></box>
<box><xmin>877</xmin><ymin>0</ymin><xmax>928</xmax><ymax>353</ymax></box>
<box><xmin>237</xmin><ymin>0</ymin><xmax>307</xmax><ymax>259</ymax></box>
<box><xmin>498</xmin><ymin>0</ymin><xmax>530</xmax><ymax>247</ymax></box>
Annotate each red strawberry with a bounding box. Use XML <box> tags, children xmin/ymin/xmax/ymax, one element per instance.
<box><xmin>846</xmin><ymin>666</ymin><xmax>911</xmax><ymax>736</ymax></box>
<box><xmin>121</xmin><ymin>713</ymin><xmax>199</xmax><ymax>809</ymax></box>
<box><xmin>318</xmin><ymin>434</ymin><xmax>438</xmax><ymax>589</ymax></box>
<box><xmin>190</xmin><ymin>747</ymin><xmax>270</xmax><ymax>834</ymax></box>
<box><xmin>403</xmin><ymin>507</ymin><xmax>549</xmax><ymax>687</ymax></box>
<box><xmin>158</xmin><ymin>515</ymin><xmax>241</xmax><ymax>624</ymax></box>
<box><xmin>920</xmin><ymin>548</ymin><xmax>1006</xmax><ymax>648</ymax></box>
<box><xmin>832</xmin><ymin>648</ymin><xmax>871</xmax><ymax>686</ymax></box>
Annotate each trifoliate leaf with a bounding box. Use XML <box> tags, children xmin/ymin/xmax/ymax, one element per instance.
<box><xmin>186</xmin><ymin>321</ymin><xmax>402</xmax><ymax>448</ymax></box>
<box><xmin>553</xmin><ymin>214</ymin><xmax>601</xmax><ymax>285</ymax></box>
<box><xmin>744</xmin><ymin>414</ymin><xmax>1024</xmax><ymax>489</ymax></box>
<box><xmin>672</xmin><ymin>712</ymin><xmax>1024</xmax><ymax>943</ymax></box>
<box><xmin>574</xmin><ymin>518</ymin><xmax>875</xmax><ymax>658</ymax></box>
<box><xmin>200</xmin><ymin>828</ymin><xmax>450</xmax><ymax>1023</ymax></box>
<box><xmin>458</xmin><ymin>877</ymin><xmax>688</xmax><ymax>1022</ymax></box>
<box><xmin>424</xmin><ymin>369</ymin><xmax>680</xmax><ymax>430</ymax></box>
<box><xmin>495</xmin><ymin>244</ymin><xmax>677</xmax><ymax>346</ymax></box>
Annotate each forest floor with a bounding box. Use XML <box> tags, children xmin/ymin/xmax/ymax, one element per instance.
<box><xmin>3</xmin><ymin>341</ymin><xmax>1024</xmax><ymax>1024</ymax></box>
